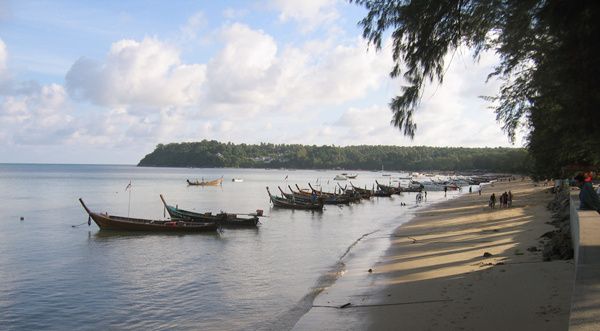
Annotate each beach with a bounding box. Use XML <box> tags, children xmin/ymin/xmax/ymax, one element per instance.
<box><xmin>293</xmin><ymin>179</ymin><xmax>575</xmax><ymax>330</ymax></box>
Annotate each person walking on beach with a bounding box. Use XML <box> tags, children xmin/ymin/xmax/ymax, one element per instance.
<box><xmin>444</xmin><ymin>186</ymin><xmax>447</xmax><ymax>197</ymax></box>
<box><xmin>489</xmin><ymin>193</ymin><xmax>496</xmax><ymax>209</ymax></box>
<box><xmin>469</xmin><ymin>186</ymin><xmax>472</xmax><ymax>194</ymax></box>
<box><xmin>508</xmin><ymin>191</ymin><xmax>513</xmax><ymax>207</ymax></box>
<box><xmin>575</xmin><ymin>173</ymin><xmax>600</xmax><ymax>212</ymax></box>
<box><xmin>478</xmin><ymin>186</ymin><xmax>481</xmax><ymax>195</ymax></box>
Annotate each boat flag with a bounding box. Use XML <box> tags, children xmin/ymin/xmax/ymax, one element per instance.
<box><xmin>125</xmin><ymin>180</ymin><xmax>132</xmax><ymax>191</ymax></box>
<box><xmin>285</xmin><ymin>175</ymin><xmax>288</xmax><ymax>180</ymax></box>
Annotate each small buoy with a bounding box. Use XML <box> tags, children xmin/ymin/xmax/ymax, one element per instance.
<box><xmin>368</xmin><ymin>268</ymin><xmax>373</xmax><ymax>273</ymax></box>
<box><xmin>20</xmin><ymin>217</ymin><xmax>24</xmax><ymax>221</ymax></box>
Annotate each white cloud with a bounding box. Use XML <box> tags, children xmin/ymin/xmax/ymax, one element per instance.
<box><xmin>180</xmin><ymin>11</ymin><xmax>207</xmax><ymax>40</ymax></box>
<box><xmin>0</xmin><ymin>38</ymin><xmax>7</xmax><ymax>78</ymax></box>
<box><xmin>205</xmin><ymin>23</ymin><xmax>278</xmax><ymax>105</ymax></box>
<box><xmin>324</xmin><ymin>49</ymin><xmax>525</xmax><ymax>148</ymax></box>
<box><xmin>205</xmin><ymin>25</ymin><xmax>390</xmax><ymax>113</ymax></box>
<box><xmin>66</xmin><ymin>37</ymin><xmax>206</xmax><ymax>108</ymax></box>
<box><xmin>56</xmin><ymin>24</ymin><xmax>394</xmax><ymax>155</ymax></box>
<box><xmin>0</xmin><ymin>83</ymin><xmax>74</xmax><ymax>145</ymax></box>
<box><xmin>272</xmin><ymin>0</ymin><xmax>339</xmax><ymax>32</ymax></box>
<box><xmin>223</xmin><ymin>7</ymin><xmax>248</xmax><ymax>20</ymax></box>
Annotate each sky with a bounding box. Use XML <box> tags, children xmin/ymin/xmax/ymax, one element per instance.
<box><xmin>0</xmin><ymin>0</ymin><xmax>524</xmax><ymax>164</ymax></box>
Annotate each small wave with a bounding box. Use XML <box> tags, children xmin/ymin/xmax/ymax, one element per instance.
<box><xmin>256</xmin><ymin>229</ymin><xmax>381</xmax><ymax>330</ymax></box>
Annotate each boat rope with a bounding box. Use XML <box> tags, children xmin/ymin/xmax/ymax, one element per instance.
<box><xmin>71</xmin><ymin>219</ymin><xmax>89</xmax><ymax>228</ymax></box>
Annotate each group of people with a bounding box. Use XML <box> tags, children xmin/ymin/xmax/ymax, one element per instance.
<box><xmin>488</xmin><ymin>191</ymin><xmax>512</xmax><ymax>209</ymax></box>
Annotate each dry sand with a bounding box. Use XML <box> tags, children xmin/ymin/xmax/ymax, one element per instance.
<box><xmin>293</xmin><ymin>179</ymin><xmax>575</xmax><ymax>330</ymax></box>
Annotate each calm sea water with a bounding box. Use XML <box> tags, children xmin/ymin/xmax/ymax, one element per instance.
<box><xmin>0</xmin><ymin>164</ymin><xmax>461</xmax><ymax>330</ymax></box>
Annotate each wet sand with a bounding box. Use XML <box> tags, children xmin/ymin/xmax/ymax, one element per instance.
<box><xmin>293</xmin><ymin>179</ymin><xmax>575</xmax><ymax>330</ymax></box>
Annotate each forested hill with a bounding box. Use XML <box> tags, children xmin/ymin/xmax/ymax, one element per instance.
<box><xmin>138</xmin><ymin>140</ymin><xmax>530</xmax><ymax>173</ymax></box>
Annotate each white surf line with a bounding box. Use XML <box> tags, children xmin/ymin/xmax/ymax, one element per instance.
<box><xmin>312</xmin><ymin>298</ymin><xmax>454</xmax><ymax>309</ymax></box>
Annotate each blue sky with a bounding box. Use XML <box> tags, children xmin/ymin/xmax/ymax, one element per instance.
<box><xmin>0</xmin><ymin>0</ymin><xmax>523</xmax><ymax>164</ymax></box>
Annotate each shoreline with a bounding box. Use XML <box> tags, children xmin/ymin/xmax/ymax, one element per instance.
<box><xmin>292</xmin><ymin>179</ymin><xmax>575</xmax><ymax>330</ymax></box>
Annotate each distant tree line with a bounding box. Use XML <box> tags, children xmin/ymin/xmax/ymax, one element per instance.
<box><xmin>138</xmin><ymin>140</ymin><xmax>530</xmax><ymax>173</ymax></box>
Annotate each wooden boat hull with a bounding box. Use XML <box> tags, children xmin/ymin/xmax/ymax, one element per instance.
<box><xmin>164</xmin><ymin>205</ymin><xmax>259</xmax><ymax>227</ymax></box>
<box><xmin>89</xmin><ymin>213</ymin><xmax>218</xmax><ymax>232</ymax></box>
<box><xmin>79</xmin><ymin>199</ymin><xmax>218</xmax><ymax>232</ymax></box>
<box><xmin>373</xmin><ymin>190</ymin><xmax>393</xmax><ymax>197</ymax></box>
<box><xmin>271</xmin><ymin>197</ymin><xmax>324</xmax><ymax>210</ymax></box>
<box><xmin>187</xmin><ymin>177</ymin><xmax>223</xmax><ymax>186</ymax></box>
<box><xmin>267</xmin><ymin>187</ymin><xmax>324</xmax><ymax>210</ymax></box>
<box><xmin>376</xmin><ymin>180</ymin><xmax>401</xmax><ymax>195</ymax></box>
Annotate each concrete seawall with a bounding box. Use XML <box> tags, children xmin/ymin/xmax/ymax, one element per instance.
<box><xmin>569</xmin><ymin>192</ymin><xmax>600</xmax><ymax>330</ymax></box>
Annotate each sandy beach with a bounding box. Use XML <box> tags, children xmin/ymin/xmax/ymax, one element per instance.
<box><xmin>293</xmin><ymin>179</ymin><xmax>575</xmax><ymax>330</ymax></box>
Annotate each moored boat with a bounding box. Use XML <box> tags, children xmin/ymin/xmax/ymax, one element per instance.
<box><xmin>376</xmin><ymin>180</ymin><xmax>401</xmax><ymax>194</ymax></box>
<box><xmin>159</xmin><ymin>195</ymin><xmax>260</xmax><ymax>227</ymax></box>
<box><xmin>349</xmin><ymin>182</ymin><xmax>373</xmax><ymax>199</ymax></box>
<box><xmin>79</xmin><ymin>199</ymin><xmax>218</xmax><ymax>232</ymax></box>
<box><xmin>266</xmin><ymin>187</ymin><xmax>324</xmax><ymax>210</ymax></box>
<box><xmin>187</xmin><ymin>176</ymin><xmax>223</xmax><ymax>186</ymax></box>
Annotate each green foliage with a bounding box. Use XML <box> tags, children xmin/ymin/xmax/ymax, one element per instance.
<box><xmin>351</xmin><ymin>0</ymin><xmax>600</xmax><ymax>177</ymax></box>
<box><xmin>138</xmin><ymin>140</ymin><xmax>529</xmax><ymax>173</ymax></box>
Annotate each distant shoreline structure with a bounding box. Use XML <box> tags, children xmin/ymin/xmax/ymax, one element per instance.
<box><xmin>137</xmin><ymin>140</ymin><xmax>530</xmax><ymax>174</ymax></box>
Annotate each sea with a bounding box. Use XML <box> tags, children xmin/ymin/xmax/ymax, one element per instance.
<box><xmin>0</xmin><ymin>164</ymin><xmax>464</xmax><ymax>330</ymax></box>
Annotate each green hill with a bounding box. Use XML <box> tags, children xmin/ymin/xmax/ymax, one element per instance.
<box><xmin>138</xmin><ymin>140</ymin><xmax>529</xmax><ymax>173</ymax></box>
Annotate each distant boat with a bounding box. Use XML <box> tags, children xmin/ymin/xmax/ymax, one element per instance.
<box><xmin>187</xmin><ymin>176</ymin><xmax>223</xmax><ymax>186</ymax></box>
<box><xmin>334</xmin><ymin>174</ymin><xmax>347</xmax><ymax>180</ymax></box>
<box><xmin>232</xmin><ymin>178</ymin><xmax>244</xmax><ymax>182</ymax></box>
<box><xmin>79</xmin><ymin>199</ymin><xmax>218</xmax><ymax>232</ymax></box>
<box><xmin>346</xmin><ymin>174</ymin><xmax>358</xmax><ymax>179</ymax></box>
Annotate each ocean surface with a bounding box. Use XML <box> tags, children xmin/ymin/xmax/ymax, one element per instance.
<box><xmin>0</xmin><ymin>164</ymin><xmax>463</xmax><ymax>330</ymax></box>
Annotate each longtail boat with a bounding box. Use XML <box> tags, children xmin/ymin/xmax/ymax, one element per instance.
<box><xmin>399</xmin><ymin>184</ymin><xmax>423</xmax><ymax>193</ymax></box>
<box><xmin>79</xmin><ymin>199</ymin><xmax>218</xmax><ymax>232</ymax></box>
<box><xmin>305</xmin><ymin>183</ymin><xmax>357</xmax><ymax>204</ymax></box>
<box><xmin>159</xmin><ymin>194</ymin><xmax>260</xmax><ymax>227</ymax></box>
<box><xmin>373</xmin><ymin>189</ymin><xmax>393</xmax><ymax>197</ymax></box>
<box><xmin>279</xmin><ymin>186</ymin><xmax>315</xmax><ymax>203</ymax></box>
<box><xmin>349</xmin><ymin>182</ymin><xmax>373</xmax><ymax>199</ymax></box>
<box><xmin>376</xmin><ymin>180</ymin><xmax>401</xmax><ymax>195</ymax></box>
<box><xmin>187</xmin><ymin>176</ymin><xmax>223</xmax><ymax>186</ymax></box>
<box><xmin>337</xmin><ymin>183</ymin><xmax>365</xmax><ymax>199</ymax></box>
<box><xmin>266</xmin><ymin>187</ymin><xmax>324</xmax><ymax>210</ymax></box>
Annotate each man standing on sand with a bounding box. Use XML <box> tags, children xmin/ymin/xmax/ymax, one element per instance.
<box><xmin>575</xmin><ymin>173</ymin><xmax>600</xmax><ymax>212</ymax></box>
<box><xmin>508</xmin><ymin>191</ymin><xmax>513</xmax><ymax>207</ymax></box>
<box><xmin>489</xmin><ymin>193</ymin><xmax>496</xmax><ymax>209</ymax></box>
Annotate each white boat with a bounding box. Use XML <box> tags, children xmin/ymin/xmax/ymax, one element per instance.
<box><xmin>334</xmin><ymin>174</ymin><xmax>347</xmax><ymax>181</ymax></box>
<box><xmin>232</xmin><ymin>178</ymin><xmax>244</xmax><ymax>182</ymax></box>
